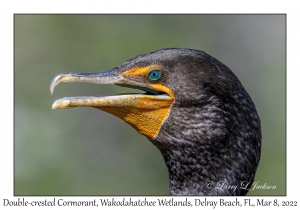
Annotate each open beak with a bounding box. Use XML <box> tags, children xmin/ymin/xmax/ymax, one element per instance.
<box><xmin>50</xmin><ymin>69</ymin><xmax>126</xmax><ymax>109</ymax></box>
<box><xmin>50</xmin><ymin>68</ymin><xmax>174</xmax><ymax>139</ymax></box>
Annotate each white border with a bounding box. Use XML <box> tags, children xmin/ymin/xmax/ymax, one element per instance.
<box><xmin>1</xmin><ymin>1</ymin><xmax>299</xmax><ymax>209</ymax></box>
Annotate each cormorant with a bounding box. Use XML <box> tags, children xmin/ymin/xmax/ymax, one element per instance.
<box><xmin>50</xmin><ymin>48</ymin><xmax>261</xmax><ymax>196</ymax></box>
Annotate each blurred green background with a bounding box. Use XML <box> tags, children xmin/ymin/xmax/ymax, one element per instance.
<box><xmin>14</xmin><ymin>15</ymin><xmax>285</xmax><ymax>195</ymax></box>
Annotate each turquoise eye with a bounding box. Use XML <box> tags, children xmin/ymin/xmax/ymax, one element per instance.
<box><xmin>147</xmin><ymin>69</ymin><xmax>162</xmax><ymax>82</ymax></box>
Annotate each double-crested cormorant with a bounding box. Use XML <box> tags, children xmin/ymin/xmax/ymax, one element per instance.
<box><xmin>50</xmin><ymin>48</ymin><xmax>261</xmax><ymax>195</ymax></box>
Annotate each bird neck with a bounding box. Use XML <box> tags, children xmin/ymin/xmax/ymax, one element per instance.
<box><xmin>158</xmin><ymin>144</ymin><xmax>240</xmax><ymax>196</ymax></box>
<box><xmin>152</xmin><ymin>101</ymin><xmax>259</xmax><ymax>195</ymax></box>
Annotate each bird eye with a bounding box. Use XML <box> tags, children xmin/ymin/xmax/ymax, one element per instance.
<box><xmin>147</xmin><ymin>69</ymin><xmax>162</xmax><ymax>82</ymax></box>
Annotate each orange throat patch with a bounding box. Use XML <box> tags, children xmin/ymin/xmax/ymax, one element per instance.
<box><xmin>95</xmin><ymin>93</ymin><xmax>173</xmax><ymax>139</ymax></box>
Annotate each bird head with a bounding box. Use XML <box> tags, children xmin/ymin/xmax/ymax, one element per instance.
<box><xmin>51</xmin><ymin>48</ymin><xmax>261</xmax><ymax>195</ymax></box>
<box><xmin>51</xmin><ymin>48</ymin><xmax>246</xmax><ymax>140</ymax></box>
